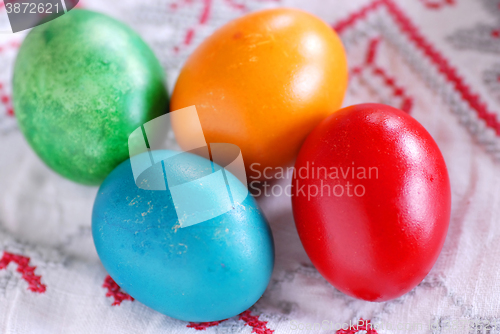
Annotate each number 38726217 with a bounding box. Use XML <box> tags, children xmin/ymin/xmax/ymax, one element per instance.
<box><xmin>5</xmin><ymin>2</ymin><xmax>61</xmax><ymax>14</ymax></box>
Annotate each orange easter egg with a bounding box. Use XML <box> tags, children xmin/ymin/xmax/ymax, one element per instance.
<box><xmin>171</xmin><ymin>8</ymin><xmax>348</xmax><ymax>180</ymax></box>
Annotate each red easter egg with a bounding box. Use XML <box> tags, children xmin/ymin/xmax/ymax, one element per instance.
<box><xmin>292</xmin><ymin>103</ymin><xmax>451</xmax><ymax>302</ymax></box>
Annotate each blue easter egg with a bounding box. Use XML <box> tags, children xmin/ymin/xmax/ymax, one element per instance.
<box><xmin>92</xmin><ymin>150</ymin><xmax>274</xmax><ymax>322</ymax></box>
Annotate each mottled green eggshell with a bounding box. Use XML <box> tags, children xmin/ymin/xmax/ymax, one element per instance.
<box><xmin>13</xmin><ymin>9</ymin><xmax>168</xmax><ymax>185</ymax></box>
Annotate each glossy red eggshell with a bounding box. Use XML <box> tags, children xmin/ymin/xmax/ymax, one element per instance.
<box><xmin>292</xmin><ymin>103</ymin><xmax>451</xmax><ymax>302</ymax></box>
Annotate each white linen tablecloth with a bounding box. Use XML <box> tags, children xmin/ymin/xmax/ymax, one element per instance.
<box><xmin>1</xmin><ymin>0</ymin><xmax>500</xmax><ymax>333</ymax></box>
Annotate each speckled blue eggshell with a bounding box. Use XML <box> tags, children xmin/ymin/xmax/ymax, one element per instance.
<box><xmin>92</xmin><ymin>150</ymin><xmax>274</xmax><ymax>322</ymax></box>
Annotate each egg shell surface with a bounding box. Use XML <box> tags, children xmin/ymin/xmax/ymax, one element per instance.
<box><xmin>292</xmin><ymin>103</ymin><xmax>451</xmax><ymax>302</ymax></box>
<box><xmin>171</xmin><ymin>8</ymin><xmax>348</xmax><ymax>179</ymax></box>
<box><xmin>92</xmin><ymin>150</ymin><xmax>275</xmax><ymax>321</ymax></box>
<box><xmin>13</xmin><ymin>9</ymin><xmax>168</xmax><ymax>185</ymax></box>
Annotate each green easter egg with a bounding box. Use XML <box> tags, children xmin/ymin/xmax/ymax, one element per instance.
<box><xmin>13</xmin><ymin>9</ymin><xmax>168</xmax><ymax>185</ymax></box>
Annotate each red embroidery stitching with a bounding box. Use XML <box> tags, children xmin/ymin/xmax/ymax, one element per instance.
<box><xmin>187</xmin><ymin>310</ymin><xmax>274</xmax><ymax>333</ymax></box>
<box><xmin>169</xmin><ymin>0</ymin><xmax>191</xmax><ymax>10</ymax></box>
<box><xmin>239</xmin><ymin>310</ymin><xmax>274</xmax><ymax>334</ymax></box>
<box><xmin>0</xmin><ymin>40</ymin><xmax>21</xmax><ymax>51</ymax></box>
<box><xmin>384</xmin><ymin>0</ymin><xmax>500</xmax><ymax>134</ymax></box>
<box><xmin>223</xmin><ymin>0</ymin><xmax>279</xmax><ymax>10</ymax></box>
<box><xmin>0</xmin><ymin>40</ymin><xmax>21</xmax><ymax>117</ymax></box>
<box><xmin>365</xmin><ymin>38</ymin><xmax>380</xmax><ymax>64</ymax></box>
<box><xmin>0</xmin><ymin>82</ymin><xmax>14</xmax><ymax>116</ymax></box>
<box><xmin>102</xmin><ymin>275</ymin><xmax>134</xmax><ymax>306</ymax></box>
<box><xmin>419</xmin><ymin>0</ymin><xmax>455</xmax><ymax>10</ymax></box>
<box><xmin>336</xmin><ymin>318</ymin><xmax>379</xmax><ymax>334</ymax></box>
<box><xmin>0</xmin><ymin>252</ymin><xmax>46</xmax><ymax>293</ymax></box>
<box><xmin>170</xmin><ymin>0</ymin><xmax>214</xmax><ymax>49</ymax></box>
<box><xmin>224</xmin><ymin>0</ymin><xmax>247</xmax><ymax>11</ymax></box>
<box><xmin>333</xmin><ymin>0</ymin><xmax>384</xmax><ymax>34</ymax></box>
<box><xmin>170</xmin><ymin>0</ymin><xmax>280</xmax><ymax>52</ymax></box>
<box><xmin>199</xmin><ymin>0</ymin><xmax>212</xmax><ymax>24</ymax></box>
<box><xmin>187</xmin><ymin>319</ymin><xmax>228</xmax><ymax>330</ymax></box>
<box><xmin>334</xmin><ymin>0</ymin><xmax>500</xmax><ymax>135</ymax></box>
<box><xmin>184</xmin><ymin>28</ymin><xmax>195</xmax><ymax>45</ymax></box>
<box><xmin>351</xmin><ymin>38</ymin><xmax>414</xmax><ymax>113</ymax></box>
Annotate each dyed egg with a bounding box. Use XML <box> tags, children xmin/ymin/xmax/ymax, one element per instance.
<box><xmin>171</xmin><ymin>8</ymin><xmax>348</xmax><ymax>179</ymax></box>
<box><xmin>13</xmin><ymin>9</ymin><xmax>168</xmax><ymax>185</ymax></box>
<box><xmin>92</xmin><ymin>150</ymin><xmax>274</xmax><ymax>322</ymax></box>
<box><xmin>292</xmin><ymin>103</ymin><xmax>451</xmax><ymax>302</ymax></box>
